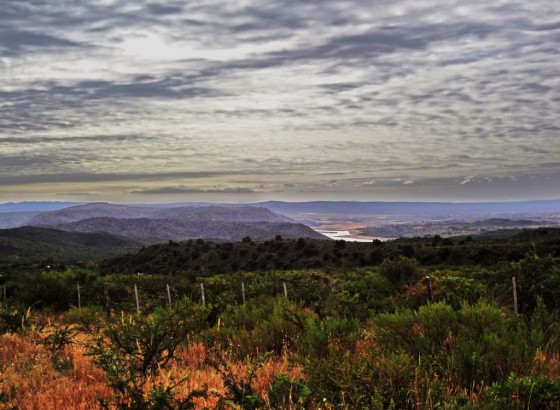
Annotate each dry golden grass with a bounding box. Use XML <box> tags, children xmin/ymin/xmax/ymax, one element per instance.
<box><xmin>0</xmin><ymin>330</ymin><xmax>304</xmax><ymax>409</ymax></box>
<box><xmin>0</xmin><ymin>333</ymin><xmax>113</xmax><ymax>409</ymax></box>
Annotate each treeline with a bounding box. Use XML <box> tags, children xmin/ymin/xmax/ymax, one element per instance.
<box><xmin>102</xmin><ymin>228</ymin><xmax>560</xmax><ymax>275</ymax></box>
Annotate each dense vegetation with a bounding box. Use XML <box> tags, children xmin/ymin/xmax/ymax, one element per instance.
<box><xmin>102</xmin><ymin>228</ymin><xmax>560</xmax><ymax>275</ymax></box>
<box><xmin>1</xmin><ymin>228</ymin><xmax>560</xmax><ymax>408</ymax></box>
<box><xmin>0</xmin><ymin>226</ymin><xmax>142</xmax><ymax>272</ymax></box>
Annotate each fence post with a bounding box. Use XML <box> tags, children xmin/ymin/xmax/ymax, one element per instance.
<box><xmin>424</xmin><ymin>276</ymin><xmax>434</xmax><ymax>303</ymax></box>
<box><xmin>166</xmin><ymin>283</ymin><xmax>172</xmax><ymax>309</ymax></box>
<box><xmin>241</xmin><ymin>282</ymin><xmax>246</xmax><ymax>304</ymax></box>
<box><xmin>3</xmin><ymin>285</ymin><xmax>6</xmax><ymax>304</ymax></box>
<box><xmin>200</xmin><ymin>283</ymin><xmax>206</xmax><ymax>306</ymax></box>
<box><xmin>77</xmin><ymin>283</ymin><xmax>81</xmax><ymax>309</ymax></box>
<box><xmin>283</xmin><ymin>282</ymin><xmax>288</xmax><ymax>299</ymax></box>
<box><xmin>134</xmin><ymin>284</ymin><xmax>140</xmax><ymax>315</ymax></box>
<box><xmin>103</xmin><ymin>283</ymin><xmax>111</xmax><ymax>318</ymax></box>
<box><xmin>512</xmin><ymin>276</ymin><xmax>518</xmax><ymax>315</ymax></box>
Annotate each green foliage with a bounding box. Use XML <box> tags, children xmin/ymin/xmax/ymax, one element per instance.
<box><xmin>301</xmin><ymin>336</ymin><xmax>411</xmax><ymax>408</ymax></box>
<box><xmin>495</xmin><ymin>251</ymin><xmax>560</xmax><ymax>313</ymax></box>
<box><xmin>0</xmin><ymin>303</ymin><xmax>34</xmax><ymax>334</ymax></box>
<box><xmin>327</xmin><ymin>269</ymin><xmax>394</xmax><ymax>319</ymax></box>
<box><xmin>213</xmin><ymin>296</ymin><xmax>314</xmax><ymax>357</ymax></box>
<box><xmin>267</xmin><ymin>372</ymin><xmax>311</xmax><ymax>409</ymax></box>
<box><xmin>41</xmin><ymin>323</ymin><xmax>78</xmax><ymax>374</ymax></box>
<box><xmin>374</xmin><ymin>301</ymin><xmax>540</xmax><ymax>392</ymax></box>
<box><xmin>42</xmin><ymin>323</ymin><xmax>78</xmax><ymax>353</ymax></box>
<box><xmin>487</xmin><ymin>373</ymin><xmax>560</xmax><ymax>409</ymax></box>
<box><xmin>10</xmin><ymin>268</ymin><xmax>98</xmax><ymax>311</ymax></box>
<box><xmin>101</xmin><ymin>229</ymin><xmax>560</xmax><ymax>277</ymax></box>
<box><xmin>379</xmin><ymin>256</ymin><xmax>421</xmax><ymax>285</ymax></box>
<box><xmin>66</xmin><ymin>305</ymin><xmax>105</xmax><ymax>333</ymax></box>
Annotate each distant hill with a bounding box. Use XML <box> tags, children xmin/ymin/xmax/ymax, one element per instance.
<box><xmin>26</xmin><ymin>202</ymin><xmax>324</xmax><ymax>242</ymax></box>
<box><xmin>0</xmin><ymin>226</ymin><xmax>142</xmax><ymax>270</ymax></box>
<box><xmin>28</xmin><ymin>202</ymin><xmax>160</xmax><ymax>225</ymax></box>
<box><xmin>257</xmin><ymin>200</ymin><xmax>560</xmax><ymax>219</ymax></box>
<box><xmin>50</xmin><ymin>217</ymin><xmax>324</xmax><ymax>242</ymax></box>
<box><xmin>0</xmin><ymin>212</ymin><xmax>41</xmax><ymax>229</ymax></box>
<box><xmin>0</xmin><ymin>201</ymin><xmax>82</xmax><ymax>213</ymax></box>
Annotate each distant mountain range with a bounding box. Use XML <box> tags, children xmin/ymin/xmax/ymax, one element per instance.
<box><xmin>1</xmin><ymin>199</ymin><xmax>559</xmax><ymax>243</ymax></box>
<box><xmin>3</xmin><ymin>199</ymin><xmax>560</xmax><ymax>219</ymax></box>
<box><xmin>0</xmin><ymin>202</ymin><xmax>325</xmax><ymax>243</ymax></box>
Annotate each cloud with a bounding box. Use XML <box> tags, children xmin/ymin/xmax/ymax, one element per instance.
<box><xmin>0</xmin><ymin>171</ymin><xmax>238</xmax><ymax>186</ymax></box>
<box><xmin>1</xmin><ymin>0</ymin><xmax>559</xmax><ymax>202</ymax></box>
<box><xmin>130</xmin><ymin>186</ymin><xmax>256</xmax><ymax>195</ymax></box>
<box><xmin>0</xmin><ymin>29</ymin><xmax>81</xmax><ymax>56</ymax></box>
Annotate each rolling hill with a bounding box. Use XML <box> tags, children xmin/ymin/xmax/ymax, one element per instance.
<box><xmin>0</xmin><ymin>226</ymin><xmax>142</xmax><ymax>270</ymax></box>
<box><xmin>26</xmin><ymin>202</ymin><xmax>325</xmax><ymax>242</ymax></box>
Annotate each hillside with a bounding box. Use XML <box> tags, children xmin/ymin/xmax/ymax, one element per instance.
<box><xmin>101</xmin><ymin>227</ymin><xmax>560</xmax><ymax>275</ymax></box>
<box><xmin>0</xmin><ymin>226</ymin><xmax>142</xmax><ymax>270</ymax></box>
<box><xmin>52</xmin><ymin>217</ymin><xmax>324</xmax><ymax>242</ymax></box>
<box><xmin>0</xmin><ymin>211</ymin><xmax>40</xmax><ymax>229</ymax></box>
<box><xmin>23</xmin><ymin>202</ymin><xmax>322</xmax><ymax>243</ymax></box>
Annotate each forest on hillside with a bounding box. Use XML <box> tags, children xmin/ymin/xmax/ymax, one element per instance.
<box><xmin>1</xmin><ymin>229</ymin><xmax>560</xmax><ymax>408</ymax></box>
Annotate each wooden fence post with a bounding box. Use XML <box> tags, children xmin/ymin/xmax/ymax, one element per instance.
<box><xmin>512</xmin><ymin>276</ymin><xmax>518</xmax><ymax>315</ymax></box>
<box><xmin>283</xmin><ymin>282</ymin><xmax>288</xmax><ymax>299</ymax></box>
<box><xmin>424</xmin><ymin>276</ymin><xmax>434</xmax><ymax>303</ymax></box>
<box><xmin>134</xmin><ymin>284</ymin><xmax>140</xmax><ymax>315</ymax></box>
<box><xmin>200</xmin><ymin>283</ymin><xmax>206</xmax><ymax>306</ymax></box>
<box><xmin>103</xmin><ymin>283</ymin><xmax>111</xmax><ymax>318</ymax></box>
<box><xmin>166</xmin><ymin>283</ymin><xmax>172</xmax><ymax>309</ymax></box>
<box><xmin>77</xmin><ymin>283</ymin><xmax>81</xmax><ymax>309</ymax></box>
<box><xmin>241</xmin><ymin>282</ymin><xmax>246</xmax><ymax>304</ymax></box>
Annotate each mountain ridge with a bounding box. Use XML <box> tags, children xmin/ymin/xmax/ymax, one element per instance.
<box><xmin>21</xmin><ymin>202</ymin><xmax>323</xmax><ymax>242</ymax></box>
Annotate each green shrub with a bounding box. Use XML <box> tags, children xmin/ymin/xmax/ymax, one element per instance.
<box><xmin>213</xmin><ymin>296</ymin><xmax>314</xmax><ymax>357</ymax></box>
<box><xmin>87</xmin><ymin>298</ymin><xmax>209</xmax><ymax>409</ymax></box>
<box><xmin>66</xmin><ymin>305</ymin><xmax>105</xmax><ymax>332</ymax></box>
<box><xmin>0</xmin><ymin>303</ymin><xmax>34</xmax><ymax>334</ymax></box>
<box><xmin>487</xmin><ymin>373</ymin><xmax>560</xmax><ymax>409</ymax></box>
<box><xmin>266</xmin><ymin>372</ymin><xmax>311</xmax><ymax>409</ymax></box>
<box><xmin>379</xmin><ymin>257</ymin><xmax>421</xmax><ymax>286</ymax></box>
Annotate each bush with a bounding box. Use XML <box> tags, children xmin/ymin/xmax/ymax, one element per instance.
<box><xmin>0</xmin><ymin>303</ymin><xmax>34</xmax><ymax>334</ymax></box>
<box><xmin>87</xmin><ymin>298</ymin><xmax>209</xmax><ymax>409</ymax></box>
<box><xmin>212</xmin><ymin>296</ymin><xmax>313</xmax><ymax>357</ymax></box>
<box><xmin>267</xmin><ymin>372</ymin><xmax>311</xmax><ymax>409</ymax></box>
<box><xmin>379</xmin><ymin>257</ymin><xmax>421</xmax><ymax>286</ymax></box>
<box><xmin>487</xmin><ymin>373</ymin><xmax>560</xmax><ymax>408</ymax></box>
<box><xmin>66</xmin><ymin>305</ymin><xmax>105</xmax><ymax>332</ymax></box>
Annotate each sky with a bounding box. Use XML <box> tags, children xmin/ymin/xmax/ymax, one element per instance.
<box><xmin>1</xmin><ymin>0</ymin><xmax>559</xmax><ymax>203</ymax></box>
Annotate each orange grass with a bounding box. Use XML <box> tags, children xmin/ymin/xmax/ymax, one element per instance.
<box><xmin>0</xmin><ymin>331</ymin><xmax>304</xmax><ymax>409</ymax></box>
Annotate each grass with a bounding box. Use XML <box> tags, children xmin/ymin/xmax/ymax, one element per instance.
<box><xmin>0</xmin><ymin>322</ymin><xmax>304</xmax><ymax>409</ymax></box>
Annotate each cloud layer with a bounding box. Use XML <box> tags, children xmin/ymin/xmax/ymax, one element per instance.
<box><xmin>1</xmin><ymin>0</ymin><xmax>559</xmax><ymax>202</ymax></box>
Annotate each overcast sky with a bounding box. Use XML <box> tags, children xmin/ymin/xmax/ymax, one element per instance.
<box><xmin>1</xmin><ymin>0</ymin><xmax>559</xmax><ymax>203</ymax></box>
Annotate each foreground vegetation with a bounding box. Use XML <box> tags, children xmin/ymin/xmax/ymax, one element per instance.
<box><xmin>1</xmin><ymin>231</ymin><xmax>560</xmax><ymax>408</ymax></box>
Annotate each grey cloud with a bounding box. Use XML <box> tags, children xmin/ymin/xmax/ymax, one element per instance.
<box><xmin>0</xmin><ymin>30</ymin><xmax>80</xmax><ymax>56</ymax></box>
<box><xmin>0</xmin><ymin>134</ymin><xmax>150</xmax><ymax>145</ymax></box>
<box><xmin>1</xmin><ymin>0</ymin><xmax>560</xmax><ymax>201</ymax></box>
<box><xmin>0</xmin><ymin>78</ymin><xmax>222</xmax><ymax>101</ymax></box>
<box><xmin>131</xmin><ymin>187</ymin><xmax>256</xmax><ymax>195</ymax></box>
<box><xmin>146</xmin><ymin>3</ymin><xmax>184</xmax><ymax>15</ymax></box>
<box><xmin>0</xmin><ymin>171</ymin><xmax>242</xmax><ymax>186</ymax></box>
